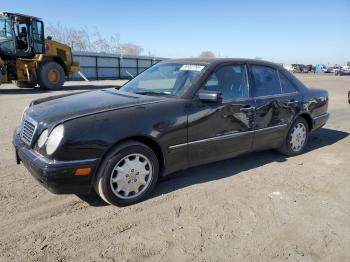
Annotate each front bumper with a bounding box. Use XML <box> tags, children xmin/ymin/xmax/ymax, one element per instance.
<box><xmin>13</xmin><ymin>131</ymin><xmax>100</xmax><ymax>194</ymax></box>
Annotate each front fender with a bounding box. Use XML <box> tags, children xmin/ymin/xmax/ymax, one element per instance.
<box><xmin>51</xmin><ymin>100</ymin><xmax>189</xmax><ymax>170</ymax></box>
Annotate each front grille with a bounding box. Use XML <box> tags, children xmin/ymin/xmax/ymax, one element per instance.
<box><xmin>20</xmin><ymin>118</ymin><xmax>37</xmax><ymax>146</ymax></box>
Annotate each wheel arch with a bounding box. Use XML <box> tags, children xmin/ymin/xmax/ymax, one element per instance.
<box><xmin>52</xmin><ymin>57</ymin><xmax>67</xmax><ymax>75</ymax></box>
<box><xmin>96</xmin><ymin>135</ymin><xmax>165</xmax><ymax>180</ymax></box>
<box><xmin>38</xmin><ymin>56</ymin><xmax>67</xmax><ymax>75</ymax></box>
<box><xmin>296</xmin><ymin>112</ymin><xmax>313</xmax><ymax>131</ymax></box>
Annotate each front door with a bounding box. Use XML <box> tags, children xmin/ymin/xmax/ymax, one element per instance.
<box><xmin>31</xmin><ymin>20</ymin><xmax>45</xmax><ymax>54</ymax></box>
<box><xmin>14</xmin><ymin>21</ymin><xmax>32</xmax><ymax>57</ymax></box>
<box><xmin>188</xmin><ymin>64</ymin><xmax>255</xmax><ymax>167</ymax></box>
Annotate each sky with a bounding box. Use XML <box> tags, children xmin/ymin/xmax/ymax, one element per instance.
<box><xmin>1</xmin><ymin>0</ymin><xmax>350</xmax><ymax>65</ymax></box>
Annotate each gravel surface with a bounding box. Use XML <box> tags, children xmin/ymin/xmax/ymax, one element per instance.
<box><xmin>0</xmin><ymin>75</ymin><xmax>349</xmax><ymax>261</ymax></box>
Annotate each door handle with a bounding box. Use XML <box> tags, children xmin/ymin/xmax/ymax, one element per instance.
<box><xmin>240</xmin><ymin>106</ymin><xmax>255</xmax><ymax>112</ymax></box>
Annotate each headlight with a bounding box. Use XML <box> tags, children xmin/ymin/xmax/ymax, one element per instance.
<box><xmin>37</xmin><ymin>129</ymin><xmax>49</xmax><ymax>148</ymax></box>
<box><xmin>46</xmin><ymin>125</ymin><xmax>64</xmax><ymax>155</ymax></box>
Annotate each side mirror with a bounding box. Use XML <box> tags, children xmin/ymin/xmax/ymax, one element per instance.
<box><xmin>198</xmin><ymin>90</ymin><xmax>222</xmax><ymax>103</ymax></box>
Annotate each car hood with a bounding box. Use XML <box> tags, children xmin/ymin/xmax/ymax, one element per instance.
<box><xmin>27</xmin><ymin>88</ymin><xmax>166</xmax><ymax>125</ymax></box>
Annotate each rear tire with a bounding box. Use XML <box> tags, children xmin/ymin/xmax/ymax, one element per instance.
<box><xmin>278</xmin><ymin>117</ymin><xmax>309</xmax><ymax>156</ymax></box>
<box><xmin>94</xmin><ymin>141</ymin><xmax>159</xmax><ymax>206</ymax></box>
<box><xmin>16</xmin><ymin>81</ymin><xmax>36</xmax><ymax>88</ymax></box>
<box><xmin>37</xmin><ymin>62</ymin><xmax>65</xmax><ymax>90</ymax></box>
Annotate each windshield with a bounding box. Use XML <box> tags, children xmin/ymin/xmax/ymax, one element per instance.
<box><xmin>120</xmin><ymin>63</ymin><xmax>207</xmax><ymax>97</ymax></box>
<box><xmin>0</xmin><ymin>17</ymin><xmax>14</xmax><ymax>54</ymax></box>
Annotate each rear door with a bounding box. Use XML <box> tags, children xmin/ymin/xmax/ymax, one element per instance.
<box><xmin>187</xmin><ymin>63</ymin><xmax>255</xmax><ymax>166</ymax></box>
<box><xmin>249</xmin><ymin>64</ymin><xmax>298</xmax><ymax>150</ymax></box>
<box><xmin>276</xmin><ymin>70</ymin><xmax>302</xmax><ymax>125</ymax></box>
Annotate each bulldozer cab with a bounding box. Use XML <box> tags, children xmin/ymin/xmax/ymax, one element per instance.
<box><xmin>0</xmin><ymin>12</ymin><xmax>45</xmax><ymax>59</ymax></box>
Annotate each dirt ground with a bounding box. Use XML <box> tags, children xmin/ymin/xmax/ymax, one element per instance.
<box><xmin>0</xmin><ymin>75</ymin><xmax>349</xmax><ymax>262</ymax></box>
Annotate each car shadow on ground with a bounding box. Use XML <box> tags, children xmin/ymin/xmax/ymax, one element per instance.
<box><xmin>0</xmin><ymin>85</ymin><xmax>117</xmax><ymax>95</ymax></box>
<box><xmin>76</xmin><ymin>127</ymin><xmax>349</xmax><ymax>207</ymax></box>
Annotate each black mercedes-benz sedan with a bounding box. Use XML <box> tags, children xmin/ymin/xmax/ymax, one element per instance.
<box><xmin>13</xmin><ymin>59</ymin><xmax>329</xmax><ymax>206</ymax></box>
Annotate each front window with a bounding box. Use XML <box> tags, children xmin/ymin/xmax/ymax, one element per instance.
<box><xmin>201</xmin><ymin>64</ymin><xmax>249</xmax><ymax>100</ymax></box>
<box><xmin>0</xmin><ymin>17</ymin><xmax>15</xmax><ymax>54</ymax></box>
<box><xmin>120</xmin><ymin>63</ymin><xmax>207</xmax><ymax>97</ymax></box>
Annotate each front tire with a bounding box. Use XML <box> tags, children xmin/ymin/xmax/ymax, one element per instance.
<box><xmin>95</xmin><ymin>141</ymin><xmax>159</xmax><ymax>206</ymax></box>
<box><xmin>279</xmin><ymin>117</ymin><xmax>309</xmax><ymax>156</ymax></box>
<box><xmin>37</xmin><ymin>62</ymin><xmax>65</xmax><ymax>90</ymax></box>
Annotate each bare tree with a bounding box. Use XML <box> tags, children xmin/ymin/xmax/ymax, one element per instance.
<box><xmin>119</xmin><ymin>43</ymin><xmax>144</xmax><ymax>56</ymax></box>
<box><xmin>45</xmin><ymin>23</ymin><xmax>143</xmax><ymax>55</ymax></box>
<box><xmin>89</xmin><ymin>32</ymin><xmax>121</xmax><ymax>54</ymax></box>
<box><xmin>147</xmin><ymin>49</ymin><xmax>156</xmax><ymax>57</ymax></box>
<box><xmin>90</xmin><ymin>31</ymin><xmax>112</xmax><ymax>53</ymax></box>
<box><xmin>347</xmin><ymin>61</ymin><xmax>350</xmax><ymax>66</ymax></box>
<box><xmin>199</xmin><ymin>51</ymin><xmax>215</xmax><ymax>59</ymax></box>
<box><xmin>45</xmin><ymin>23</ymin><xmax>90</xmax><ymax>51</ymax></box>
<box><xmin>109</xmin><ymin>34</ymin><xmax>120</xmax><ymax>54</ymax></box>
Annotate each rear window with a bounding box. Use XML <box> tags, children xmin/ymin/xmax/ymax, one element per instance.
<box><xmin>278</xmin><ymin>72</ymin><xmax>297</xmax><ymax>93</ymax></box>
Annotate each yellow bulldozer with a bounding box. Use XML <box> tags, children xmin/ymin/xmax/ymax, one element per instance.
<box><xmin>0</xmin><ymin>12</ymin><xmax>80</xmax><ymax>89</ymax></box>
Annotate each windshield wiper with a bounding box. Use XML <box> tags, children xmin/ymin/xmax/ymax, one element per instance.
<box><xmin>134</xmin><ymin>90</ymin><xmax>176</xmax><ymax>97</ymax></box>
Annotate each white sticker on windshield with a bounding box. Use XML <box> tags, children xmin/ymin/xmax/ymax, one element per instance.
<box><xmin>180</xmin><ymin>65</ymin><xmax>205</xmax><ymax>71</ymax></box>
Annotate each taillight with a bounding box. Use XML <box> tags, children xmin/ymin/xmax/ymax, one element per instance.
<box><xmin>348</xmin><ymin>91</ymin><xmax>350</xmax><ymax>99</ymax></box>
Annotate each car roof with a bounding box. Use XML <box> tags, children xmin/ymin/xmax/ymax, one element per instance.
<box><xmin>160</xmin><ymin>58</ymin><xmax>282</xmax><ymax>68</ymax></box>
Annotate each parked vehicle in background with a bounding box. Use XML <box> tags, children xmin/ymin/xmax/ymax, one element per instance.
<box><xmin>315</xmin><ymin>64</ymin><xmax>328</xmax><ymax>73</ymax></box>
<box><xmin>292</xmin><ymin>64</ymin><xmax>310</xmax><ymax>73</ymax></box>
<box><xmin>324</xmin><ymin>67</ymin><xmax>333</xmax><ymax>73</ymax></box>
<box><xmin>331</xmin><ymin>66</ymin><xmax>342</xmax><ymax>73</ymax></box>
<box><xmin>283</xmin><ymin>65</ymin><xmax>293</xmax><ymax>72</ymax></box>
<box><xmin>335</xmin><ymin>67</ymin><xmax>350</xmax><ymax>76</ymax></box>
<box><xmin>290</xmin><ymin>64</ymin><xmax>298</xmax><ymax>73</ymax></box>
<box><xmin>304</xmin><ymin>64</ymin><xmax>312</xmax><ymax>73</ymax></box>
<box><xmin>13</xmin><ymin>58</ymin><xmax>330</xmax><ymax>206</ymax></box>
<box><xmin>291</xmin><ymin>64</ymin><xmax>303</xmax><ymax>73</ymax></box>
